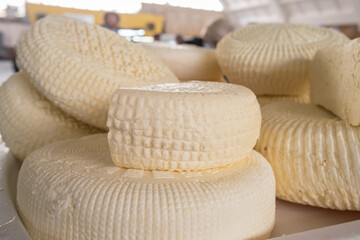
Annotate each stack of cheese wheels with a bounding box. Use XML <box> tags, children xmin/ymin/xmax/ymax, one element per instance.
<box><xmin>216</xmin><ymin>23</ymin><xmax>349</xmax><ymax>106</ymax></box>
<box><xmin>141</xmin><ymin>42</ymin><xmax>223</xmax><ymax>82</ymax></box>
<box><xmin>255</xmin><ymin>102</ymin><xmax>360</xmax><ymax>210</ymax></box>
<box><xmin>311</xmin><ymin>38</ymin><xmax>360</xmax><ymax>126</ymax></box>
<box><xmin>17</xmin><ymin>81</ymin><xmax>276</xmax><ymax>240</ymax></box>
<box><xmin>0</xmin><ymin>72</ymin><xmax>100</xmax><ymax>161</ymax></box>
<box><xmin>16</xmin><ymin>15</ymin><xmax>179</xmax><ymax>130</ymax></box>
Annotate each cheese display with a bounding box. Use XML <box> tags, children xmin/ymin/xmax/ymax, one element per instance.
<box><xmin>255</xmin><ymin>102</ymin><xmax>360</xmax><ymax>210</ymax></box>
<box><xmin>311</xmin><ymin>38</ymin><xmax>360</xmax><ymax>126</ymax></box>
<box><xmin>216</xmin><ymin>23</ymin><xmax>349</xmax><ymax>95</ymax></box>
<box><xmin>0</xmin><ymin>72</ymin><xmax>100</xmax><ymax>161</ymax></box>
<box><xmin>16</xmin><ymin>15</ymin><xmax>179</xmax><ymax>130</ymax></box>
<box><xmin>141</xmin><ymin>42</ymin><xmax>223</xmax><ymax>82</ymax></box>
<box><xmin>107</xmin><ymin>81</ymin><xmax>261</xmax><ymax>171</ymax></box>
<box><xmin>17</xmin><ymin>134</ymin><xmax>276</xmax><ymax>240</ymax></box>
<box><xmin>257</xmin><ymin>93</ymin><xmax>310</xmax><ymax>106</ymax></box>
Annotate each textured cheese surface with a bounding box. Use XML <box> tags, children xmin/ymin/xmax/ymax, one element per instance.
<box><xmin>257</xmin><ymin>93</ymin><xmax>310</xmax><ymax>106</ymax></box>
<box><xmin>311</xmin><ymin>38</ymin><xmax>360</xmax><ymax>126</ymax></box>
<box><xmin>0</xmin><ymin>72</ymin><xmax>100</xmax><ymax>161</ymax></box>
<box><xmin>107</xmin><ymin>81</ymin><xmax>261</xmax><ymax>171</ymax></box>
<box><xmin>255</xmin><ymin>102</ymin><xmax>360</xmax><ymax>210</ymax></box>
<box><xmin>141</xmin><ymin>42</ymin><xmax>223</xmax><ymax>82</ymax></box>
<box><xmin>216</xmin><ymin>23</ymin><xmax>349</xmax><ymax>95</ymax></box>
<box><xmin>16</xmin><ymin>15</ymin><xmax>179</xmax><ymax>130</ymax></box>
<box><xmin>17</xmin><ymin>134</ymin><xmax>276</xmax><ymax>240</ymax></box>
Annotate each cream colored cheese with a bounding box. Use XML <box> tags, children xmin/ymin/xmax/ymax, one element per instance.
<box><xmin>0</xmin><ymin>72</ymin><xmax>100</xmax><ymax>160</ymax></box>
<box><xmin>257</xmin><ymin>93</ymin><xmax>310</xmax><ymax>106</ymax></box>
<box><xmin>216</xmin><ymin>23</ymin><xmax>348</xmax><ymax>95</ymax></box>
<box><xmin>16</xmin><ymin>15</ymin><xmax>179</xmax><ymax>130</ymax></box>
<box><xmin>311</xmin><ymin>38</ymin><xmax>360</xmax><ymax>126</ymax></box>
<box><xmin>17</xmin><ymin>134</ymin><xmax>276</xmax><ymax>240</ymax></box>
<box><xmin>107</xmin><ymin>81</ymin><xmax>261</xmax><ymax>171</ymax></box>
<box><xmin>255</xmin><ymin>102</ymin><xmax>360</xmax><ymax>210</ymax></box>
<box><xmin>141</xmin><ymin>42</ymin><xmax>223</xmax><ymax>82</ymax></box>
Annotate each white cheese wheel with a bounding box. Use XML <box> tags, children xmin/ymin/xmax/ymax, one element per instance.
<box><xmin>216</xmin><ymin>23</ymin><xmax>348</xmax><ymax>95</ymax></box>
<box><xmin>107</xmin><ymin>81</ymin><xmax>261</xmax><ymax>171</ymax></box>
<box><xmin>255</xmin><ymin>102</ymin><xmax>360</xmax><ymax>210</ymax></box>
<box><xmin>141</xmin><ymin>42</ymin><xmax>223</xmax><ymax>82</ymax></box>
<box><xmin>0</xmin><ymin>72</ymin><xmax>100</xmax><ymax>161</ymax></box>
<box><xmin>16</xmin><ymin>15</ymin><xmax>179</xmax><ymax>130</ymax></box>
<box><xmin>257</xmin><ymin>93</ymin><xmax>310</xmax><ymax>106</ymax></box>
<box><xmin>17</xmin><ymin>134</ymin><xmax>276</xmax><ymax>240</ymax></box>
<box><xmin>311</xmin><ymin>38</ymin><xmax>360</xmax><ymax>126</ymax></box>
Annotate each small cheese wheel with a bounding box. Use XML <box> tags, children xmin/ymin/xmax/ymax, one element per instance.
<box><xmin>0</xmin><ymin>72</ymin><xmax>100</xmax><ymax>161</ymax></box>
<box><xmin>255</xmin><ymin>102</ymin><xmax>360</xmax><ymax>210</ymax></box>
<box><xmin>216</xmin><ymin>23</ymin><xmax>348</xmax><ymax>95</ymax></box>
<box><xmin>311</xmin><ymin>38</ymin><xmax>360</xmax><ymax>126</ymax></box>
<box><xmin>16</xmin><ymin>15</ymin><xmax>179</xmax><ymax>130</ymax></box>
<box><xmin>107</xmin><ymin>81</ymin><xmax>261</xmax><ymax>171</ymax></box>
<box><xmin>141</xmin><ymin>42</ymin><xmax>223</xmax><ymax>82</ymax></box>
<box><xmin>17</xmin><ymin>134</ymin><xmax>276</xmax><ymax>240</ymax></box>
<box><xmin>257</xmin><ymin>93</ymin><xmax>310</xmax><ymax>106</ymax></box>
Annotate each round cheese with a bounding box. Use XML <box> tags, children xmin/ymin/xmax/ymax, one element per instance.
<box><xmin>107</xmin><ymin>81</ymin><xmax>261</xmax><ymax>171</ymax></box>
<box><xmin>17</xmin><ymin>134</ymin><xmax>276</xmax><ymax>240</ymax></box>
<box><xmin>255</xmin><ymin>102</ymin><xmax>360</xmax><ymax>210</ymax></box>
<box><xmin>0</xmin><ymin>72</ymin><xmax>100</xmax><ymax>161</ymax></box>
<box><xmin>257</xmin><ymin>93</ymin><xmax>310</xmax><ymax>106</ymax></box>
<box><xmin>216</xmin><ymin>23</ymin><xmax>348</xmax><ymax>95</ymax></box>
<box><xmin>141</xmin><ymin>42</ymin><xmax>223</xmax><ymax>82</ymax></box>
<box><xmin>16</xmin><ymin>15</ymin><xmax>179</xmax><ymax>130</ymax></box>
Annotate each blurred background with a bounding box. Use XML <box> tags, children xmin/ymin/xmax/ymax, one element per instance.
<box><xmin>1</xmin><ymin>0</ymin><xmax>360</xmax><ymax>84</ymax></box>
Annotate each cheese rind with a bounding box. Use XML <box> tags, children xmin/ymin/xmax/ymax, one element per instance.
<box><xmin>310</xmin><ymin>38</ymin><xmax>360</xmax><ymax>126</ymax></box>
<box><xmin>216</xmin><ymin>23</ymin><xmax>348</xmax><ymax>95</ymax></box>
<box><xmin>17</xmin><ymin>134</ymin><xmax>276</xmax><ymax>240</ymax></box>
<box><xmin>257</xmin><ymin>93</ymin><xmax>310</xmax><ymax>106</ymax></box>
<box><xmin>107</xmin><ymin>81</ymin><xmax>261</xmax><ymax>171</ymax></box>
<box><xmin>0</xmin><ymin>72</ymin><xmax>100</xmax><ymax>160</ymax></box>
<box><xmin>141</xmin><ymin>42</ymin><xmax>223</xmax><ymax>82</ymax></box>
<box><xmin>255</xmin><ymin>102</ymin><xmax>360</xmax><ymax>210</ymax></box>
<box><xmin>16</xmin><ymin>15</ymin><xmax>179</xmax><ymax>130</ymax></box>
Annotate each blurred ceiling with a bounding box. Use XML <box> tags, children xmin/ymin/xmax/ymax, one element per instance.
<box><xmin>221</xmin><ymin>0</ymin><xmax>360</xmax><ymax>27</ymax></box>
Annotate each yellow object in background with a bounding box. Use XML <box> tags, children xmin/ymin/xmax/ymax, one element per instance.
<box><xmin>26</xmin><ymin>2</ymin><xmax>164</xmax><ymax>36</ymax></box>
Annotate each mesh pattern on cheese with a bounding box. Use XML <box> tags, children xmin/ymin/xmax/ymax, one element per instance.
<box><xmin>216</xmin><ymin>23</ymin><xmax>349</xmax><ymax>95</ymax></box>
<box><xmin>257</xmin><ymin>93</ymin><xmax>310</xmax><ymax>106</ymax></box>
<box><xmin>16</xmin><ymin>15</ymin><xmax>179</xmax><ymax>130</ymax></box>
<box><xmin>142</xmin><ymin>42</ymin><xmax>223</xmax><ymax>82</ymax></box>
<box><xmin>255</xmin><ymin>102</ymin><xmax>360</xmax><ymax>210</ymax></box>
<box><xmin>17</xmin><ymin>134</ymin><xmax>275</xmax><ymax>240</ymax></box>
<box><xmin>311</xmin><ymin>38</ymin><xmax>360</xmax><ymax>126</ymax></box>
<box><xmin>0</xmin><ymin>72</ymin><xmax>100</xmax><ymax>160</ymax></box>
<box><xmin>107</xmin><ymin>81</ymin><xmax>261</xmax><ymax>171</ymax></box>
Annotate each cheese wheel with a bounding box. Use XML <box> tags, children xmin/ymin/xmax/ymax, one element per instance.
<box><xmin>255</xmin><ymin>102</ymin><xmax>360</xmax><ymax>210</ymax></box>
<box><xmin>311</xmin><ymin>38</ymin><xmax>360</xmax><ymax>126</ymax></box>
<box><xmin>257</xmin><ymin>93</ymin><xmax>310</xmax><ymax>106</ymax></box>
<box><xmin>0</xmin><ymin>72</ymin><xmax>100</xmax><ymax>161</ymax></box>
<box><xmin>16</xmin><ymin>15</ymin><xmax>179</xmax><ymax>130</ymax></box>
<box><xmin>141</xmin><ymin>42</ymin><xmax>223</xmax><ymax>82</ymax></box>
<box><xmin>17</xmin><ymin>134</ymin><xmax>276</xmax><ymax>240</ymax></box>
<box><xmin>216</xmin><ymin>23</ymin><xmax>348</xmax><ymax>95</ymax></box>
<box><xmin>107</xmin><ymin>81</ymin><xmax>261</xmax><ymax>171</ymax></box>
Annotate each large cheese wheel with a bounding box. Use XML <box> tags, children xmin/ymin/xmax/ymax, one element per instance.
<box><xmin>16</xmin><ymin>15</ymin><xmax>179</xmax><ymax>130</ymax></box>
<box><xmin>257</xmin><ymin>93</ymin><xmax>310</xmax><ymax>106</ymax></box>
<box><xmin>107</xmin><ymin>81</ymin><xmax>261</xmax><ymax>171</ymax></box>
<box><xmin>17</xmin><ymin>134</ymin><xmax>276</xmax><ymax>240</ymax></box>
<box><xmin>216</xmin><ymin>23</ymin><xmax>348</xmax><ymax>95</ymax></box>
<box><xmin>0</xmin><ymin>72</ymin><xmax>100</xmax><ymax>161</ymax></box>
<box><xmin>141</xmin><ymin>42</ymin><xmax>223</xmax><ymax>82</ymax></box>
<box><xmin>311</xmin><ymin>38</ymin><xmax>360</xmax><ymax>126</ymax></box>
<box><xmin>255</xmin><ymin>102</ymin><xmax>360</xmax><ymax>210</ymax></box>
